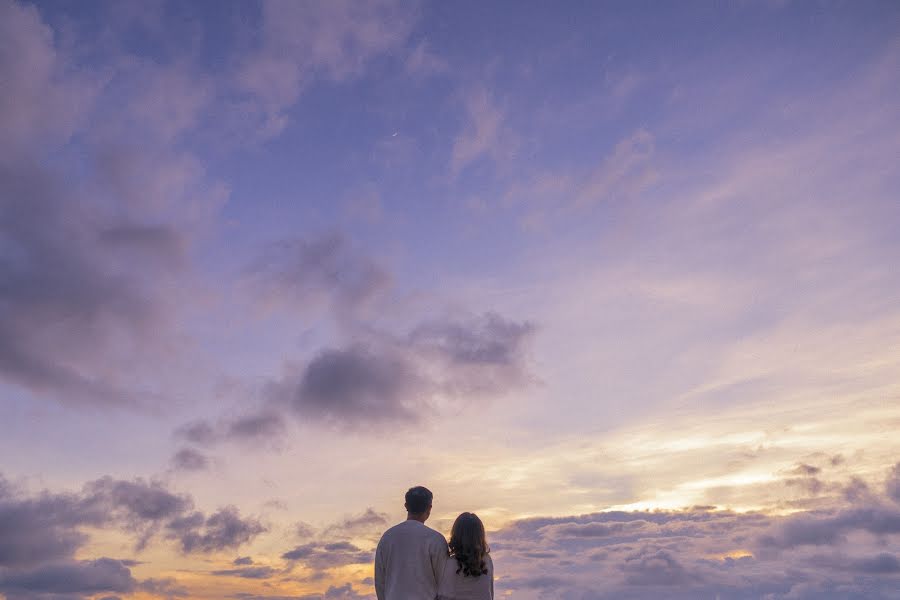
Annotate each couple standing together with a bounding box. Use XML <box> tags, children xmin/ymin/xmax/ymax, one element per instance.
<box><xmin>375</xmin><ymin>486</ymin><xmax>493</xmax><ymax>600</ymax></box>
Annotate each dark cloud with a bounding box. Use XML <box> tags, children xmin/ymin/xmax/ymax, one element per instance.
<box><xmin>0</xmin><ymin>147</ymin><xmax>191</xmax><ymax>413</ymax></box>
<box><xmin>408</xmin><ymin>312</ymin><xmax>536</xmax><ymax>396</ymax></box>
<box><xmin>322</xmin><ymin>508</ymin><xmax>388</xmax><ymax>540</ymax></box>
<box><xmin>280</xmin><ymin>545</ymin><xmax>314</xmax><ymax>561</ymax></box>
<box><xmin>174</xmin><ymin>412</ymin><xmax>287</xmax><ymax>448</ymax></box>
<box><xmin>232</xmin><ymin>596</ymin><xmax>306</xmax><ymax>600</ymax></box>
<box><xmin>0</xmin><ymin>558</ymin><xmax>135</xmax><ymax>597</ymax></box>
<box><xmin>621</xmin><ymin>547</ymin><xmax>697</xmax><ymax>586</ymax></box>
<box><xmin>233</xmin><ymin>556</ymin><xmax>254</xmax><ymax>565</ymax></box>
<box><xmin>759</xmin><ymin>504</ymin><xmax>900</xmax><ymax>549</ymax></box>
<box><xmin>541</xmin><ymin>520</ymin><xmax>648</xmax><ymax>539</ymax></box>
<box><xmin>171</xmin><ymin>448</ymin><xmax>210</xmax><ymax>472</ymax></box>
<box><xmin>85</xmin><ymin>477</ymin><xmax>192</xmax><ymax>523</ymax></box>
<box><xmin>211</xmin><ymin>565</ymin><xmax>277</xmax><ymax>579</ymax></box>
<box><xmin>789</xmin><ymin>463</ymin><xmax>821</xmax><ymax>477</ymax></box>
<box><xmin>281</xmin><ymin>542</ymin><xmax>372</xmax><ymax>570</ymax></box>
<box><xmin>234</xmin><ymin>586</ymin><xmax>372</xmax><ymax>600</ymax></box>
<box><xmin>410</xmin><ymin>312</ymin><xmax>535</xmax><ymax>369</ymax></box>
<box><xmin>843</xmin><ymin>476</ymin><xmax>873</xmax><ymax>503</ymax></box>
<box><xmin>851</xmin><ymin>553</ymin><xmax>900</xmax><ymax>574</ymax></box>
<box><xmin>265</xmin><ymin>312</ymin><xmax>535</xmax><ymax>428</ymax></box>
<box><xmin>168</xmin><ymin>506</ymin><xmax>266</xmax><ymax>554</ymax></box>
<box><xmin>0</xmin><ymin>163</ymin><xmax>161</xmax><ymax>406</ymax></box>
<box><xmin>175</xmin><ymin>421</ymin><xmax>218</xmax><ymax>446</ymax></box>
<box><xmin>226</xmin><ymin>412</ymin><xmax>286</xmax><ymax>442</ymax></box>
<box><xmin>277</xmin><ymin>510</ymin><xmax>388</xmax><ymax>577</ymax></box>
<box><xmin>138</xmin><ymin>576</ymin><xmax>189</xmax><ymax>598</ymax></box>
<box><xmin>83</xmin><ymin>477</ymin><xmax>194</xmax><ymax>549</ymax></box>
<box><xmin>886</xmin><ymin>462</ymin><xmax>900</xmax><ymax>503</ymax></box>
<box><xmin>759</xmin><ymin>514</ymin><xmax>843</xmax><ymax>549</ymax></box>
<box><xmin>0</xmin><ymin>476</ymin><xmax>126</xmax><ymax>569</ymax></box>
<box><xmin>784</xmin><ymin>476</ymin><xmax>827</xmax><ymax>495</ymax></box>
<box><xmin>249</xmin><ymin>233</ymin><xmax>390</xmax><ymax>315</ymax></box>
<box><xmin>0</xmin><ymin>492</ymin><xmax>94</xmax><ymax>568</ymax></box>
<box><xmin>288</xmin><ymin>345</ymin><xmax>423</xmax><ymax>424</ymax></box>
<box><xmin>517</xmin><ymin>575</ymin><xmax>568</xmax><ymax>590</ymax></box>
<box><xmin>297</xmin><ymin>583</ymin><xmax>373</xmax><ymax>600</ymax></box>
<box><xmin>295</xmin><ymin>521</ymin><xmax>316</xmax><ymax>539</ymax></box>
<box><xmin>809</xmin><ymin>552</ymin><xmax>900</xmax><ymax>575</ymax></box>
<box><xmin>97</xmin><ymin>224</ymin><xmax>186</xmax><ymax>266</ymax></box>
<box><xmin>780</xmin><ymin>461</ymin><xmax>836</xmax><ymax>496</ymax></box>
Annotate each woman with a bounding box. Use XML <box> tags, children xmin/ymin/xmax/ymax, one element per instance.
<box><xmin>438</xmin><ymin>512</ymin><xmax>494</xmax><ymax>600</ymax></box>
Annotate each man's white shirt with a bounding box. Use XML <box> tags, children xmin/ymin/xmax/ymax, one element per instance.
<box><xmin>375</xmin><ymin>520</ymin><xmax>448</xmax><ymax>600</ymax></box>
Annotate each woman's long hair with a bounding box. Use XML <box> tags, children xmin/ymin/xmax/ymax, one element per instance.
<box><xmin>449</xmin><ymin>512</ymin><xmax>490</xmax><ymax>578</ymax></box>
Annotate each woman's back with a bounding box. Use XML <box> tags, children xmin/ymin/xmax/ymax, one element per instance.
<box><xmin>437</xmin><ymin>553</ymin><xmax>493</xmax><ymax>600</ymax></box>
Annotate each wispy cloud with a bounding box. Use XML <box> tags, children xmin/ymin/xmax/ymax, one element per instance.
<box><xmin>451</xmin><ymin>87</ymin><xmax>508</xmax><ymax>176</ymax></box>
<box><xmin>235</xmin><ymin>0</ymin><xmax>417</xmax><ymax>138</ymax></box>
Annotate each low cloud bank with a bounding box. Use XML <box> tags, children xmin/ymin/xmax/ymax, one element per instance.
<box><xmin>490</xmin><ymin>463</ymin><xmax>900</xmax><ymax>599</ymax></box>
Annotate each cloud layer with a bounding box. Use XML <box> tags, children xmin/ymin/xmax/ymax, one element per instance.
<box><xmin>489</xmin><ymin>464</ymin><xmax>900</xmax><ymax>599</ymax></box>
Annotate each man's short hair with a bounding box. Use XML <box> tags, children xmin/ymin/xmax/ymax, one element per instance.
<box><xmin>405</xmin><ymin>486</ymin><xmax>433</xmax><ymax>514</ymax></box>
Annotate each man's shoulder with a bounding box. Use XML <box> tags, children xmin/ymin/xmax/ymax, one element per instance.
<box><xmin>380</xmin><ymin>521</ymin><xmax>445</xmax><ymax>543</ymax></box>
<box><xmin>379</xmin><ymin>520</ymin><xmax>418</xmax><ymax>539</ymax></box>
<box><xmin>424</xmin><ymin>525</ymin><xmax>446</xmax><ymax>542</ymax></box>
<box><xmin>423</xmin><ymin>525</ymin><xmax>447</xmax><ymax>553</ymax></box>
<box><xmin>378</xmin><ymin>521</ymin><xmax>406</xmax><ymax>542</ymax></box>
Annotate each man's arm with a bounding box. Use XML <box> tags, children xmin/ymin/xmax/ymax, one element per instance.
<box><xmin>429</xmin><ymin>534</ymin><xmax>449</xmax><ymax>594</ymax></box>
<box><xmin>374</xmin><ymin>539</ymin><xmax>386</xmax><ymax>600</ymax></box>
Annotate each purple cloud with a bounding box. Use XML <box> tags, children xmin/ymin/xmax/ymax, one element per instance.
<box><xmin>262</xmin><ymin>311</ymin><xmax>535</xmax><ymax>428</ymax></box>
<box><xmin>170</xmin><ymin>448</ymin><xmax>210</xmax><ymax>472</ymax></box>
<box><xmin>0</xmin><ymin>558</ymin><xmax>135</xmax><ymax>597</ymax></box>
<box><xmin>174</xmin><ymin>411</ymin><xmax>288</xmax><ymax>448</ymax></box>
<box><xmin>248</xmin><ymin>233</ymin><xmax>391</xmax><ymax>317</ymax></box>
<box><xmin>167</xmin><ymin>506</ymin><xmax>266</xmax><ymax>554</ymax></box>
<box><xmin>281</xmin><ymin>541</ymin><xmax>372</xmax><ymax>570</ymax></box>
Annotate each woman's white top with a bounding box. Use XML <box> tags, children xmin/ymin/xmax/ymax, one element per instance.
<box><xmin>437</xmin><ymin>553</ymin><xmax>494</xmax><ymax>600</ymax></box>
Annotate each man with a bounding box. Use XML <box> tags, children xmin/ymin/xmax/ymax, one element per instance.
<box><xmin>374</xmin><ymin>485</ymin><xmax>448</xmax><ymax>600</ymax></box>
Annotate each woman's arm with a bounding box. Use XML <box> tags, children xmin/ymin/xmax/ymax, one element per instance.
<box><xmin>489</xmin><ymin>554</ymin><xmax>494</xmax><ymax>599</ymax></box>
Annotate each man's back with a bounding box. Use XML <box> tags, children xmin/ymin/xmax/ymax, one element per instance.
<box><xmin>375</xmin><ymin>520</ymin><xmax>448</xmax><ymax>600</ymax></box>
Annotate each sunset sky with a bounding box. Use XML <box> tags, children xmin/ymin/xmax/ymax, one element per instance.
<box><xmin>1</xmin><ymin>1</ymin><xmax>899</xmax><ymax>598</ymax></box>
